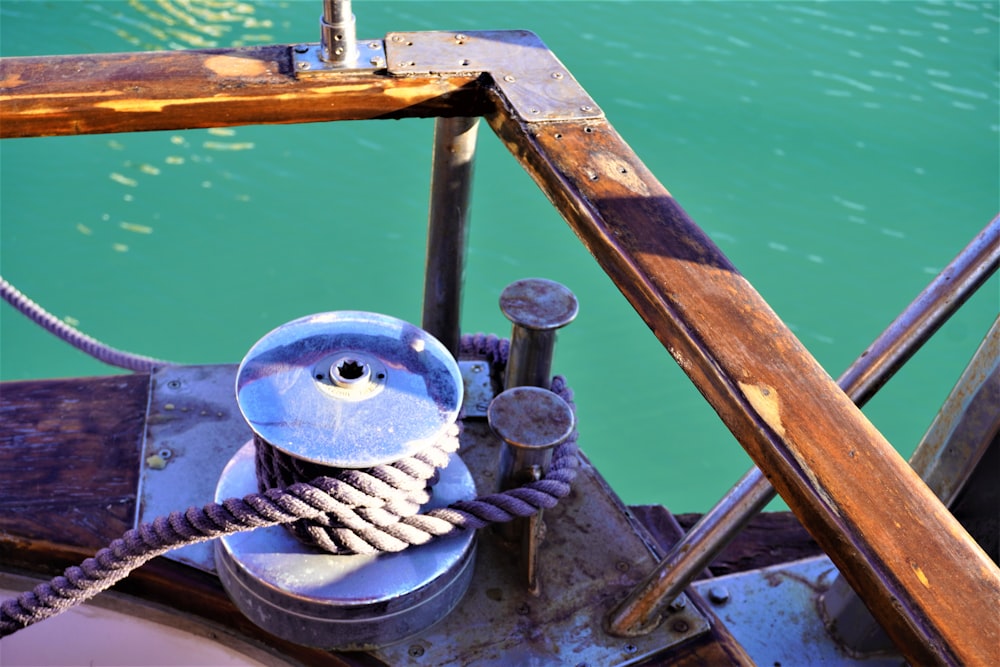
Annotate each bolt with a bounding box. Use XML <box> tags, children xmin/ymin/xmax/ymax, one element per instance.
<box><xmin>667</xmin><ymin>596</ymin><xmax>687</xmax><ymax>612</ymax></box>
<box><xmin>708</xmin><ymin>586</ymin><xmax>730</xmax><ymax>605</ymax></box>
<box><xmin>455</xmin><ymin>34</ymin><xmax>467</xmax><ymax>41</ymax></box>
<box><xmin>407</xmin><ymin>644</ymin><xmax>425</xmax><ymax>657</ymax></box>
<box><xmin>370</xmin><ymin>56</ymin><xmax>384</xmax><ymax>67</ymax></box>
<box><xmin>672</xmin><ymin>620</ymin><xmax>690</xmax><ymax>633</ymax></box>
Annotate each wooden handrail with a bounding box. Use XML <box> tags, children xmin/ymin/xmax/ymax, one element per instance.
<box><xmin>0</xmin><ymin>46</ymin><xmax>487</xmax><ymax>137</ymax></box>
<box><xmin>2</xmin><ymin>33</ymin><xmax>997</xmax><ymax>665</ymax></box>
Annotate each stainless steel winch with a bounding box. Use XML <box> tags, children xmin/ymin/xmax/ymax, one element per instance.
<box><xmin>214</xmin><ymin>311</ymin><xmax>476</xmax><ymax>650</ymax></box>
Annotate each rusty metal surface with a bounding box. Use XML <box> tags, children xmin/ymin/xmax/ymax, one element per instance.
<box><xmin>374</xmin><ymin>418</ymin><xmax>710</xmax><ymax>666</ymax></box>
<box><xmin>485</xmin><ymin>115</ymin><xmax>1000</xmax><ymax>665</ymax></box>
<box><xmin>134</xmin><ymin>363</ymin><xmax>710</xmax><ymax>662</ymax></box>
<box><xmin>690</xmin><ymin>557</ymin><xmax>904</xmax><ymax>667</ymax></box>
<box><xmin>385</xmin><ymin>30</ymin><xmax>603</xmax><ymax>122</ymax></box>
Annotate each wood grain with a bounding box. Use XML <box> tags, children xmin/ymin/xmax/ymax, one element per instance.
<box><xmin>0</xmin><ymin>46</ymin><xmax>488</xmax><ymax>137</ymax></box>
<box><xmin>487</xmin><ymin>113</ymin><xmax>1000</xmax><ymax>666</ymax></box>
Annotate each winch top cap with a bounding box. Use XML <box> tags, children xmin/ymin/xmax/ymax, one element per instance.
<box><xmin>236</xmin><ymin>311</ymin><xmax>463</xmax><ymax>468</ymax></box>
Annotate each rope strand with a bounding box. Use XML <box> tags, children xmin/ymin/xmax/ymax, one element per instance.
<box><xmin>0</xmin><ymin>275</ymin><xmax>173</xmax><ymax>372</ymax></box>
<box><xmin>0</xmin><ymin>336</ymin><xmax>579</xmax><ymax>636</ymax></box>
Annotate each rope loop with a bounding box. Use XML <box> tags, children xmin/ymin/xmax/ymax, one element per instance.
<box><xmin>0</xmin><ymin>332</ymin><xmax>579</xmax><ymax>636</ymax></box>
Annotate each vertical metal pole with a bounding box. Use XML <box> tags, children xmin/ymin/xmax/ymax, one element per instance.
<box><xmin>607</xmin><ymin>215</ymin><xmax>1000</xmax><ymax>637</ymax></box>
<box><xmin>489</xmin><ymin>386</ymin><xmax>575</xmax><ymax>594</ymax></box>
<box><xmin>422</xmin><ymin>116</ymin><xmax>479</xmax><ymax>357</ymax></box>
<box><xmin>320</xmin><ymin>0</ymin><xmax>356</xmax><ymax>64</ymax></box>
<box><xmin>500</xmin><ymin>278</ymin><xmax>579</xmax><ymax>389</ymax></box>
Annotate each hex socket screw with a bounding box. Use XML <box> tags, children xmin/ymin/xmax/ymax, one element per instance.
<box><xmin>499</xmin><ymin>278</ymin><xmax>579</xmax><ymax>389</ymax></box>
<box><xmin>488</xmin><ymin>386</ymin><xmax>575</xmax><ymax>593</ymax></box>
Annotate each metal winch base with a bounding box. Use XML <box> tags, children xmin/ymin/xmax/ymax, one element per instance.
<box><xmin>214</xmin><ymin>441</ymin><xmax>477</xmax><ymax>650</ymax></box>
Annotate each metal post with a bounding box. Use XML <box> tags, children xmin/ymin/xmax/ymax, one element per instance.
<box><xmin>607</xmin><ymin>214</ymin><xmax>1000</xmax><ymax>637</ymax></box>
<box><xmin>320</xmin><ymin>0</ymin><xmax>356</xmax><ymax>64</ymax></box>
<box><xmin>500</xmin><ymin>278</ymin><xmax>578</xmax><ymax>389</ymax></box>
<box><xmin>421</xmin><ymin>117</ymin><xmax>479</xmax><ymax>357</ymax></box>
<box><xmin>488</xmin><ymin>386</ymin><xmax>575</xmax><ymax>594</ymax></box>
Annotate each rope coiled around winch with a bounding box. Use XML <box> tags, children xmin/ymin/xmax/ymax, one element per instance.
<box><xmin>0</xmin><ymin>334</ymin><xmax>578</xmax><ymax>636</ymax></box>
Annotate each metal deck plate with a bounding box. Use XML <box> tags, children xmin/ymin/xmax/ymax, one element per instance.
<box><xmin>137</xmin><ymin>364</ymin><xmax>709</xmax><ymax>662</ymax></box>
<box><xmin>691</xmin><ymin>556</ymin><xmax>905</xmax><ymax>666</ymax></box>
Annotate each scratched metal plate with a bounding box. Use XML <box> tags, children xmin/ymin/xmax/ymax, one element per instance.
<box><xmin>136</xmin><ymin>364</ymin><xmax>252</xmax><ymax>573</ymax></box>
<box><xmin>374</xmin><ymin>419</ymin><xmax>709</xmax><ymax>666</ymax></box>
<box><xmin>385</xmin><ymin>30</ymin><xmax>604</xmax><ymax>122</ymax></box>
<box><xmin>137</xmin><ymin>363</ymin><xmax>709</xmax><ymax>662</ymax></box>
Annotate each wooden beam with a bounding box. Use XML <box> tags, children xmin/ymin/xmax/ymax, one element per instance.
<box><xmin>0</xmin><ymin>46</ymin><xmax>488</xmax><ymax>138</ymax></box>
<box><xmin>487</xmin><ymin>112</ymin><xmax>1000</xmax><ymax>666</ymax></box>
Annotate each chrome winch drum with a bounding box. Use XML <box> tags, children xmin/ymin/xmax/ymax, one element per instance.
<box><xmin>214</xmin><ymin>311</ymin><xmax>476</xmax><ymax>650</ymax></box>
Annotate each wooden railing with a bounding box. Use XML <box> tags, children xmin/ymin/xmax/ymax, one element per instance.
<box><xmin>2</xmin><ymin>31</ymin><xmax>997</xmax><ymax>665</ymax></box>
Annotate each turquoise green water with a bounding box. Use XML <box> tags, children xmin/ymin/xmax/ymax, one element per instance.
<box><xmin>1</xmin><ymin>1</ymin><xmax>997</xmax><ymax>512</ymax></box>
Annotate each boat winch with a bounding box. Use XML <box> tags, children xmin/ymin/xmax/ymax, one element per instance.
<box><xmin>215</xmin><ymin>311</ymin><xmax>476</xmax><ymax>650</ymax></box>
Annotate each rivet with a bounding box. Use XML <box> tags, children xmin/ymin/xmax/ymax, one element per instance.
<box><xmin>504</xmin><ymin>74</ymin><xmax>516</xmax><ymax>83</ymax></box>
<box><xmin>551</xmin><ymin>72</ymin><xmax>564</xmax><ymax>79</ymax></box>
<box><xmin>368</xmin><ymin>41</ymin><xmax>380</xmax><ymax>49</ymax></box>
<box><xmin>672</xmin><ymin>620</ymin><xmax>690</xmax><ymax>633</ymax></box>
<box><xmin>615</xmin><ymin>561</ymin><xmax>630</xmax><ymax>572</ymax></box>
<box><xmin>298</xmin><ymin>61</ymin><xmax>311</xmax><ymax>70</ymax></box>
<box><xmin>581</xmin><ymin>105</ymin><xmax>593</xmax><ymax>112</ymax></box>
<box><xmin>408</xmin><ymin>644</ymin><xmax>425</xmax><ymax>657</ymax></box>
<box><xmin>293</xmin><ymin>44</ymin><xmax>309</xmax><ymax>54</ymax></box>
<box><xmin>624</xmin><ymin>643</ymin><xmax>638</xmax><ymax>654</ymax></box>
<box><xmin>370</xmin><ymin>56</ymin><xmax>384</xmax><ymax>67</ymax></box>
<box><xmin>167</xmin><ymin>380</ymin><xmax>181</xmax><ymax>389</ymax></box>
<box><xmin>530</xmin><ymin>108</ymin><xmax>540</xmax><ymax>114</ymax></box>
<box><xmin>455</xmin><ymin>34</ymin><xmax>468</xmax><ymax>41</ymax></box>
<box><xmin>158</xmin><ymin>449</ymin><xmax>172</xmax><ymax>459</ymax></box>
<box><xmin>516</xmin><ymin>602</ymin><xmax>530</xmax><ymax>615</ymax></box>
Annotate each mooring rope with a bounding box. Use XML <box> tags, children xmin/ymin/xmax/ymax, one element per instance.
<box><xmin>0</xmin><ymin>333</ymin><xmax>579</xmax><ymax>636</ymax></box>
<box><xmin>0</xmin><ymin>274</ymin><xmax>172</xmax><ymax>372</ymax></box>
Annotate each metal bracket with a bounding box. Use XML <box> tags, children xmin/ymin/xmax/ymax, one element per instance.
<box><xmin>385</xmin><ymin>30</ymin><xmax>604</xmax><ymax>122</ymax></box>
<box><xmin>292</xmin><ymin>39</ymin><xmax>386</xmax><ymax>75</ymax></box>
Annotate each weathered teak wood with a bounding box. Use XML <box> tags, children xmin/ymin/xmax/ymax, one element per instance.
<box><xmin>486</xmin><ymin>113</ymin><xmax>1000</xmax><ymax>665</ymax></box>
<box><xmin>0</xmin><ymin>375</ymin><xmax>147</xmax><ymax>553</ymax></box>
<box><xmin>0</xmin><ymin>46</ymin><xmax>488</xmax><ymax>137</ymax></box>
<box><xmin>0</xmin><ymin>375</ymin><xmax>383</xmax><ymax>667</ymax></box>
<box><xmin>2</xmin><ymin>32</ymin><xmax>998</xmax><ymax>665</ymax></box>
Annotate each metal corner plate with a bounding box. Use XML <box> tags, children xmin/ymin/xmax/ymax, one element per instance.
<box><xmin>384</xmin><ymin>30</ymin><xmax>604</xmax><ymax>123</ymax></box>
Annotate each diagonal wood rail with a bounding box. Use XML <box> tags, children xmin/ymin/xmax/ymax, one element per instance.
<box><xmin>2</xmin><ymin>33</ymin><xmax>998</xmax><ymax>666</ymax></box>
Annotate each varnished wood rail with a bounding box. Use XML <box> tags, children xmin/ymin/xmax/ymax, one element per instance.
<box><xmin>2</xmin><ymin>32</ymin><xmax>998</xmax><ymax>665</ymax></box>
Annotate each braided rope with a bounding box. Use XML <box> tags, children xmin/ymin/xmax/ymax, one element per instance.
<box><xmin>0</xmin><ymin>275</ymin><xmax>172</xmax><ymax>372</ymax></box>
<box><xmin>0</xmin><ymin>334</ymin><xmax>579</xmax><ymax>636</ymax></box>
